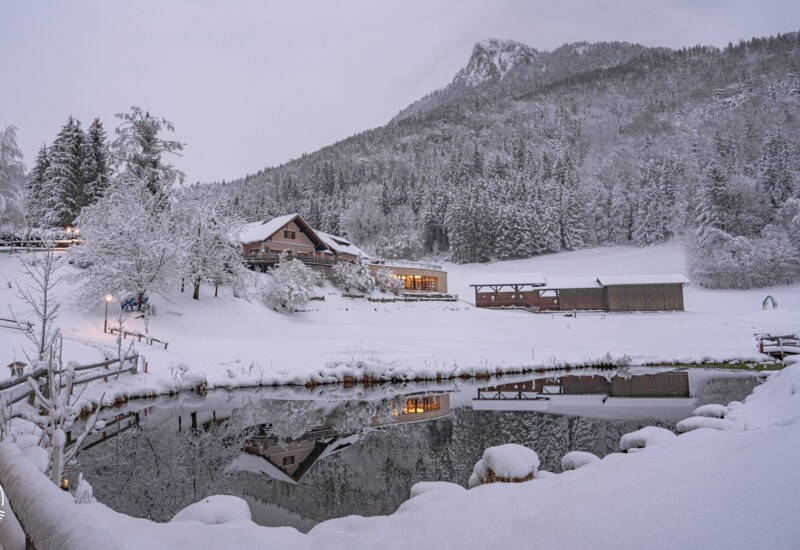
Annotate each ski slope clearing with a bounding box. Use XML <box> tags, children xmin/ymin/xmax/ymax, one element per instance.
<box><xmin>0</xmin><ymin>244</ymin><xmax>798</xmax><ymax>403</ymax></box>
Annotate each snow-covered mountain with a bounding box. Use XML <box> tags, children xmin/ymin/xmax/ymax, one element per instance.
<box><xmin>216</xmin><ymin>32</ymin><xmax>800</xmax><ymax>287</ymax></box>
<box><xmin>452</xmin><ymin>38</ymin><xmax>538</xmax><ymax>86</ymax></box>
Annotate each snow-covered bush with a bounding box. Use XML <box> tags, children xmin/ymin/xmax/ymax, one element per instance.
<box><xmin>675</xmin><ymin>416</ymin><xmax>733</xmax><ymax>433</ymax></box>
<box><xmin>468</xmin><ymin>443</ymin><xmax>540</xmax><ymax>488</ymax></box>
<box><xmin>261</xmin><ymin>252</ymin><xmax>321</xmax><ymax>312</ymax></box>
<box><xmin>331</xmin><ymin>255</ymin><xmax>374</xmax><ymax>294</ymax></box>
<box><xmin>619</xmin><ymin>426</ymin><xmax>676</xmax><ymax>452</ymax></box>
<box><xmin>561</xmin><ymin>451</ymin><xmax>600</xmax><ymax>471</ymax></box>
<box><xmin>375</xmin><ymin>268</ymin><xmax>404</xmax><ymax>294</ymax></box>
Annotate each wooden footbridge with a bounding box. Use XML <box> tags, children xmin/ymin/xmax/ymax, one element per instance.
<box><xmin>756</xmin><ymin>333</ymin><xmax>800</xmax><ymax>360</ymax></box>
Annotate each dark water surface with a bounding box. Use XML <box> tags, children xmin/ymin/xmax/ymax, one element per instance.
<box><xmin>71</xmin><ymin>368</ymin><xmax>761</xmax><ymax>532</ymax></box>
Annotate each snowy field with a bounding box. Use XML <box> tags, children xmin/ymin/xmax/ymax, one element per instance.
<box><xmin>1</xmin><ymin>243</ymin><xmax>798</xmax><ymax>405</ymax></box>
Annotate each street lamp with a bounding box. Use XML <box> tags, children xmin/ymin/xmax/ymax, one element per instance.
<box><xmin>104</xmin><ymin>294</ymin><xmax>113</xmax><ymax>333</ymax></box>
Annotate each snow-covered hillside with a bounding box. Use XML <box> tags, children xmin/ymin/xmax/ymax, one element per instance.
<box><xmin>1</xmin><ymin>244</ymin><xmax>798</xmax><ymax>405</ymax></box>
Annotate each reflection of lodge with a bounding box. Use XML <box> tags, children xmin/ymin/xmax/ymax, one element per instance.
<box><xmin>474</xmin><ymin>371</ymin><xmax>696</xmax><ymax>414</ymax></box>
<box><xmin>232</xmin><ymin>394</ymin><xmax>450</xmax><ymax>484</ymax></box>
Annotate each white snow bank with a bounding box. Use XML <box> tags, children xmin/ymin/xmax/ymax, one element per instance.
<box><xmin>561</xmin><ymin>451</ymin><xmax>601</xmax><ymax>471</ymax></box>
<box><xmin>171</xmin><ymin>495</ymin><xmax>253</xmax><ymax>525</ymax></box>
<box><xmin>676</xmin><ymin>416</ymin><xmax>734</xmax><ymax>433</ymax></box>
<box><xmin>726</xmin><ymin>364</ymin><xmax>800</xmax><ymax>430</ymax></box>
<box><xmin>692</xmin><ymin>404</ymin><xmax>729</xmax><ymax>418</ymax></box>
<box><xmin>469</xmin><ymin>443</ymin><xmax>540</xmax><ymax>488</ymax></box>
<box><xmin>619</xmin><ymin>426</ymin><xmax>676</xmax><ymax>451</ymax></box>
<box><xmin>0</xmin><ymin>442</ymin><xmax>122</xmax><ymax>550</ymax></box>
<box><xmin>20</xmin><ymin>445</ymin><xmax>48</xmax><ymax>473</ymax></box>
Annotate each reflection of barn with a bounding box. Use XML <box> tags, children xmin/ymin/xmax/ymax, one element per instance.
<box><xmin>473</xmin><ymin>371</ymin><xmax>697</xmax><ymax>417</ymax></box>
<box><xmin>470</xmin><ymin>274</ymin><xmax>688</xmax><ymax>312</ymax></box>
<box><xmin>232</xmin><ymin>394</ymin><xmax>451</xmax><ymax>484</ymax></box>
<box><xmin>479</xmin><ymin>372</ymin><xmax>691</xmax><ymax>399</ymax></box>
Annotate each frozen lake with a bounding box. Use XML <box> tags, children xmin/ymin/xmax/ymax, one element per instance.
<box><xmin>70</xmin><ymin>368</ymin><xmax>762</xmax><ymax>531</ymax></box>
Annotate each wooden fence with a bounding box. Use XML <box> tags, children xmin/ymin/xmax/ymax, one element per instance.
<box><xmin>0</xmin><ymin>355</ymin><xmax>140</xmax><ymax>411</ymax></box>
<box><xmin>108</xmin><ymin>326</ymin><xmax>168</xmax><ymax>349</ymax></box>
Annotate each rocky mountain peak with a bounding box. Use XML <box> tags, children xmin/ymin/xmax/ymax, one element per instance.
<box><xmin>453</xmin><ymin>38</ymin><xmax>538</xmax><ymax>87</ymax></box>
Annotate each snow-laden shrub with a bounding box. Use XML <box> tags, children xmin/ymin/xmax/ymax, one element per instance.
<box><xmin>468</xmin><ymin>443</ymin><xmax>540</xmax><ymax>488</ymax></box>
<box><xmin>675</xmin><ymin>416</ymin><xmax>733</xmax><ymax>433</ymax></box>
<box><xmin>261</xmin><ymin>252</ymin><xmax>321</xmax><ymax>312</ymax></box>
<box><xmin>331</xmin><ymin>255</ymin><xmax>374</xmax><ymax>294</ymax></box>
<box><xmin>375</xmin><ymin>268</ymin><xmax>404</xmax><ymax>294</ymax></box>
<box><xmin>561</xmin><ymin>451</ymin><xmax>601</xmax><ymax>471</ymax></box>
<box><xmin>171</xmin><ymin>495</ymin><xmax>252</xmax><ymax>525</ymax></box>
<box><xmin>619</xmin><ymin>426</ymin><xmax>676</xmax><ymax>452</ymax></box>
<box><xmin>692</xmin><ymin>404</ymin><xmax>729</xmax><ymax>418</ymax></box>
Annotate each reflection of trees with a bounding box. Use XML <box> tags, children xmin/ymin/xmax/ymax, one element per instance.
<box><xmin>76</xmin><ymin>394</ymin><xmax>682</xmax><ymax>529</ymax></box>
<box><xmin>75</xmin><ymin>412</ymin><xmax>249</xmax><ymax>522</ymax></box>
<box><xmin>696</xmin><ymin>376</ymin><xmax>759</xmax><ymax>406</ymax></box>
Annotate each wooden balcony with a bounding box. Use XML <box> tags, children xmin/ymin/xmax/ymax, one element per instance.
<box><xmin>244</xmin><ymin>252</ymin><xmax>338</xmax><ymax>268</ymax></box>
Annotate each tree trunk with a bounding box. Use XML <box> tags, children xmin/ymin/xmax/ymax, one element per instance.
<box><xmin>193</xmin><ymin>282</ymin><xmax>200</xmax><ymax>300</ymax></box>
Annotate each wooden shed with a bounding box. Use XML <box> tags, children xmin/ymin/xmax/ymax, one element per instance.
<box><xmin>597</xmin><ymin>275</ymin><xmax>689</xmax><ymax>312</ymax></box>
<box><xmin>471</xmin><ymin>273</ymin><xmax>689</xmax><ymax>313</ymax></box>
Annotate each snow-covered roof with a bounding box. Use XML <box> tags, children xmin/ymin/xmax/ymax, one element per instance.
<box><xmin>317</xmin><ymin>230</ymin><xmax>370</xmax><ymax>259</ymax></box>
<box><xmin>469</xmin><ymin>273</ymin><xmax>546</xmax><ymax>287</ymax></box>
<box><xmin>227</xmin><ymin>452</ymin><xmax>298</xmax><ymax>485</ymax></box>
<box><xmin>597</xmin><ymin>274</ymin><xmax>690</xmax><ymax>286</ymax></box>
<box><xmin>238</xmin><ymin>214</ymin><xmax>299</xmax><ymax>244</ymax></box>
<box><xmin>537</xmin><ymin>277</ymin><xmax>603</xmax><ymax>291</ymax></box>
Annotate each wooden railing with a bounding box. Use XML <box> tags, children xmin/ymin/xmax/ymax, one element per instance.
<box><xmin>0</xmin><ymin>355</ymin><xmax>139</xmax><ymax>410</ymax></box>
<box><xmin>244</xmin><ymin>252</ymin><xmax>337</xmax><ymax>267</ymax></box>
<box><xmin>108</xmin><ymin>326</ymin><xmax>169</xmax><ymax>349</ymax></box>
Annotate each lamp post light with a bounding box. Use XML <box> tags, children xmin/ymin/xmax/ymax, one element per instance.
<box><xmin>104</xmin><ymin>294</ymin><xmax>113</xmax><ymax>333</ymax></box>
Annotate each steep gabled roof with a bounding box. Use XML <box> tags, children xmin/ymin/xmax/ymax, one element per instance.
<box><xmin>238</xmin><ymin>213</ymin><xmax>330</xmax><ymax>251</ymax></box>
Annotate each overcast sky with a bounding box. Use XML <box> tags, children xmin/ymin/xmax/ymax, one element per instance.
<box><xmin>2</xmin><ymin>1</ymin><xmax>798</xmax><ymax>183</ymax></box>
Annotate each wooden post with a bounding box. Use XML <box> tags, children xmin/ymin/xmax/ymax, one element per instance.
<box><xmin>191</xmin><ymin>412</ymin><xmax>197</xmax><ymax>430</ymax></box>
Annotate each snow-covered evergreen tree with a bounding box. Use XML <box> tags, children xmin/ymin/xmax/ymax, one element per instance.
<box><xmin>0</xmin><ymin>125</ymin><xmax>26</xmax><ymax>228</ymax></box>
<box><xmin>26</xmin><ymin>145</ymin><xmax>50</xmax><ymax>227</ymax></box>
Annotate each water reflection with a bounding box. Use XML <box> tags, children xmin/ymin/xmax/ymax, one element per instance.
<box><xmin>71</xmin><ymin>369</ymin><xmax>761</xmax><ymax>531</ymax></box>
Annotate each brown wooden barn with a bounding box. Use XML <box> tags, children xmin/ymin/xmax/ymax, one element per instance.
<box><xmin>597</xmin><ymin>275</ymin><xmax>688</xmax><ymax>312</ymax></box>
<box><xmin>471</xmin><ymin>274</ymin><xmax>688</xmax><ymax>313</ymax></box>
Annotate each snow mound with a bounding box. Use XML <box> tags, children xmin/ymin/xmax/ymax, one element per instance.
<box><xmin>676</xmin><ymin>416</ymin><xmax>734</xmax><ymax>433</ymax></box>
<box><xmin>620</xmin><ymin>426</ymin><xmax>676</xmax><ymax>451</ymax></box>
<box><xmin>469</xmin><ymin>443</ymin><xmax>540</xmax><ymax>488</ymax></box>
<box><xmin>726</xmin><ymin>364</ymin><xmax>800</xmax><ymax>430</ymax></box>
<box><xmin>171</xmin><ymin>495</ymin><xmax>253</xmax><ymax>525</ymax></box>
<box><xmin>409</xmin><ymin>481</ymin><xmax>466</xmax><ymax>500</ymax></box>
<box><xmin>561</xmin><ymin>451</ymin><xmax>601</xmax><ymax>471</ymax></box>
<box><xmin>692</xmin><ymin>404</ymin><xmax>729</xmax><ymax>418</ymax></box>
<box><xmin>535</xmin><ymin>470</ymin><xmax>557</xmax><ymax>479</ymax></box>
<box><xmin>21</xmin><ymin>445</ymin><xmax>49</xmax><ymax>473</ymax></box>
